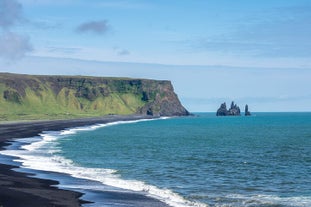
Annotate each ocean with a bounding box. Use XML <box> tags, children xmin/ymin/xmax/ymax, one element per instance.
<box><xmin>1</xmin><ymin>113</ymin><xmax>311</xmax><ymax>207</ymax></box>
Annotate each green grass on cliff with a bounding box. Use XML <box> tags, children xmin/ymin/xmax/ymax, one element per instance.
<box><xmin>0</xmin><ymin>73</ymin><xmax>182</xmax><ymax>122</ymax></box>
<box><xmin>0</xmin><ymin>80</ymin><xmax>146</xmax><ymax>122</ymax></box>
<box><xmin>0</xmin><ymin>92</ymin><xmax>145</xmax><ymax>121</ymax></box>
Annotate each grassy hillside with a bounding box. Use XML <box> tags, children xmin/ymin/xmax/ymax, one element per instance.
<box><xmin>0</xmin><ymin>73</ymin><xmax>189</xmax><ymax>121</ymax></box>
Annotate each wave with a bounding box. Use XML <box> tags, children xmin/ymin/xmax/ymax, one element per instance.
<box><xmin>0</xmin><ymin>117</ymin><xmax>207</xmax><ymax>207</ymax></box>
<box><xmin>2</xmin><ymin>117</ymin><xmax>310</xmax><ymax>207</ymax></box>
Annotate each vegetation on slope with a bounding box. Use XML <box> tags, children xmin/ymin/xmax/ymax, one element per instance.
<box><xmin>0</xmin><ymin>73</ymin><xmax>189</xmax><ymax>121</ymax></box>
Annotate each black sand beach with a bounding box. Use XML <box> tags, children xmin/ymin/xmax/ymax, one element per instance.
<box><xmin>0</xmin><ymin>115</ymin><xmax>169</xmax><ymax>207</ymax></box>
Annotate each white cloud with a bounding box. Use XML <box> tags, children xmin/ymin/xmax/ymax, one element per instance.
<box><xmin>117</xmin><ymin>49</ymin><xmax>130</xmax><ymax>56</ymax></box>
<box><xmin>187</xmin><ymin>4</ymin><xmax>311</xmax><ymax>59</ymax></box>
<box><xmin>0</xmin><ymin>0</ymin><xmax>33</xmax><ymax>61</ymax></box>
<box><xmin>96</xmin><ymin>0</ymin><xmax>152</xmax><ymax>9</ymax></box>
<box><xmin>0</xmin><ymin>0</ymin><xmax>23</xmax><ymax>29</ymax></box>
<box><xmin>18</xmin><ymin>0</ymin><xmax>75</xmax><ymax>6</ymax></box>
<box><xmin>76</xmin><ymin>20</ymin><xmax>110</xmax><ymax>35</ymax></box>
<box><xmin>114</xmin><ymin>47</ymin><xmax>130</xmax><ymax>56</ymax></box>
<box><xmin>0</xmin><ymin>32</ymin><xmax>33</xmax><ymax>60</ymax></box>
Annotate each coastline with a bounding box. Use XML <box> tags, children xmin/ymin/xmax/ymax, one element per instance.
<box><xmin>0</xmin><ymin>114</ymin><xmax>170</xmax><ymax>207</ymax></box>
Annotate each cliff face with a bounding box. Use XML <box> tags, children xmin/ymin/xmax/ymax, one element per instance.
<box><xmin>0</xmin><ymin>73</ymin><xmax>189</xmax><ymax>121</ymax></box>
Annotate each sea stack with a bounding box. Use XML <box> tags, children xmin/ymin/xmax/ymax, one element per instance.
<box><xmin>245</xmin><ymin>104</ymin><xmax>251</xmax><ymax>116</ymax></box>
<box><xmin>228</xmin><ymin>101</ymin><xmax>241</xmax><ymax>116</ymax></box>
<box><xmin>216</xmin><ymin>102</ymin><xmax>228</xmax><ymax>116</ymax></box>
<box><xmin>216</xmin><ymin>101</ymin><xmax>241</xmax><ymax>116</ymax></box>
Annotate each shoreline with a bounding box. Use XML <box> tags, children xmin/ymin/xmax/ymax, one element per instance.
<box><xmin>0</xmin><ymin>114</ymin><xmax>170</xmax><ymax>207</ymax></box>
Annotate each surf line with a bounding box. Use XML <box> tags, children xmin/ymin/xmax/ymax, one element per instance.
<box><xmin>0</xmin><ymin>117</ymin><xmax>207</xmax><ymax>207</ymax></box>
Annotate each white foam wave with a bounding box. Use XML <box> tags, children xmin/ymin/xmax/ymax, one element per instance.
<box><xmin>0</xmin><ymin>117</ymin><xmax>207</xmax><ymax>207</ymax></box>
<box><xmin>59</xmin><ymin>117</ymin><xmax>167</xmax><ymax>136</ymax></box>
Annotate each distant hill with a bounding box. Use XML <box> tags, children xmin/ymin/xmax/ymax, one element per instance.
<box><xmin>0</xmin><ymin>73</ymin><xmax>189</xmax><ymax>121</ymax></box>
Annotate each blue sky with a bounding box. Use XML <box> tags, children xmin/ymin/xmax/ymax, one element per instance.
<box><xmin>0</xmin><ymin>0</ymin><xmax>311</xmax><ymax>112</ymax></box>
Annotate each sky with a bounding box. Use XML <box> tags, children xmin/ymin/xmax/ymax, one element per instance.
<box><xmin>0</xmin><ymin>0</ymin><xmax>311</xmax><ymax>112</ymax></box>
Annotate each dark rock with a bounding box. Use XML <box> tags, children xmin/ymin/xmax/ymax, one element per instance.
<box><xmin>216</xmin><ymin>102</ymin><xmax>228</xmax><ymax>116</ymax></box>
<box><xmin>216</xmin><ymin>101</ymin><xmax>241</xmax><ymax>116</ymax></box>
<box><xmin>138</xmin><ymin>82</ymin><xmax>190</xmax><ymax>116</ymax></box>
<box><xmin>228</xmin><ymin>101</ymin><xmax>241</xmax><ymax>116</ymax></box>
<box><xmin>245</xmin><ymin>104</ymin><xmax>251</xmax><ymax>116</ymax></box>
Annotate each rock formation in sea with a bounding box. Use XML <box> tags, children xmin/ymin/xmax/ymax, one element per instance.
<box><xmin>216</xmin><ymin>102</ymin><xmax>228</xmax><ymax>116</ymax></box>
<box><xmin>0</xmin><ymin>73</ymin><xmax>189</xmax><ymax>121</ymax></box>
<box><xmin>228</xmin><ymin>101</ymin><xmax>241</xmax><ymax>116</ymax></box>
<box><xmin>245</xmin><ymin>104</ymin><xmax>251</xmax><ymax>116</ymax></box>
<box><xmin>216</xmin><ymin>101</ymin><xmax>241</xmax><ymax>116</ymax></box>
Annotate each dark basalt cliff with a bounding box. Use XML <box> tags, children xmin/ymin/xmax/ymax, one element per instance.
<box><xmin>0</xmin><ymin>73</ymin><xmax>189</xmax><ymax>121</ymax></box>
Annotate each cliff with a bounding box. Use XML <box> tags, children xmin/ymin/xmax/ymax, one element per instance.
<box><xmin>0</xmin><ymin>73</ymin><xmax>189</xmax><ymax>121</ymax></box>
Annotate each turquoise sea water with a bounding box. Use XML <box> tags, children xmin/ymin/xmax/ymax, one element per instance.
<box><xmin>2</xmin><ymin>113</ymin><xmax>311</xmax><ymax>206</ymax></box>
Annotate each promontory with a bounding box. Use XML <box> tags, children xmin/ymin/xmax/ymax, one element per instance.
<box><xmin>0</xmin><ymin>73</ymin><xmax>189</xmax><ymax>121</ymax></box>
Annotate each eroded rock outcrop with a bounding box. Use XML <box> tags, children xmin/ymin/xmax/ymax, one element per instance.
<box><xmin>245</xmin><ymin>104</ymin><xmax>251</xmax><ymax>116</ymax></box>
<box><xmin>138</xmin><ymin>80</ymin><xmax>190</xmax><ymax>116</ymax></box>
<box><xmin>216</xmin><ymin>102</ymin><xmax>228</xmax><ymax>116</ymax></box>
<box><xmin>216</xmin><ymin>101</ymin><xmax>241</xmax><ymax>116</ymax></box>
